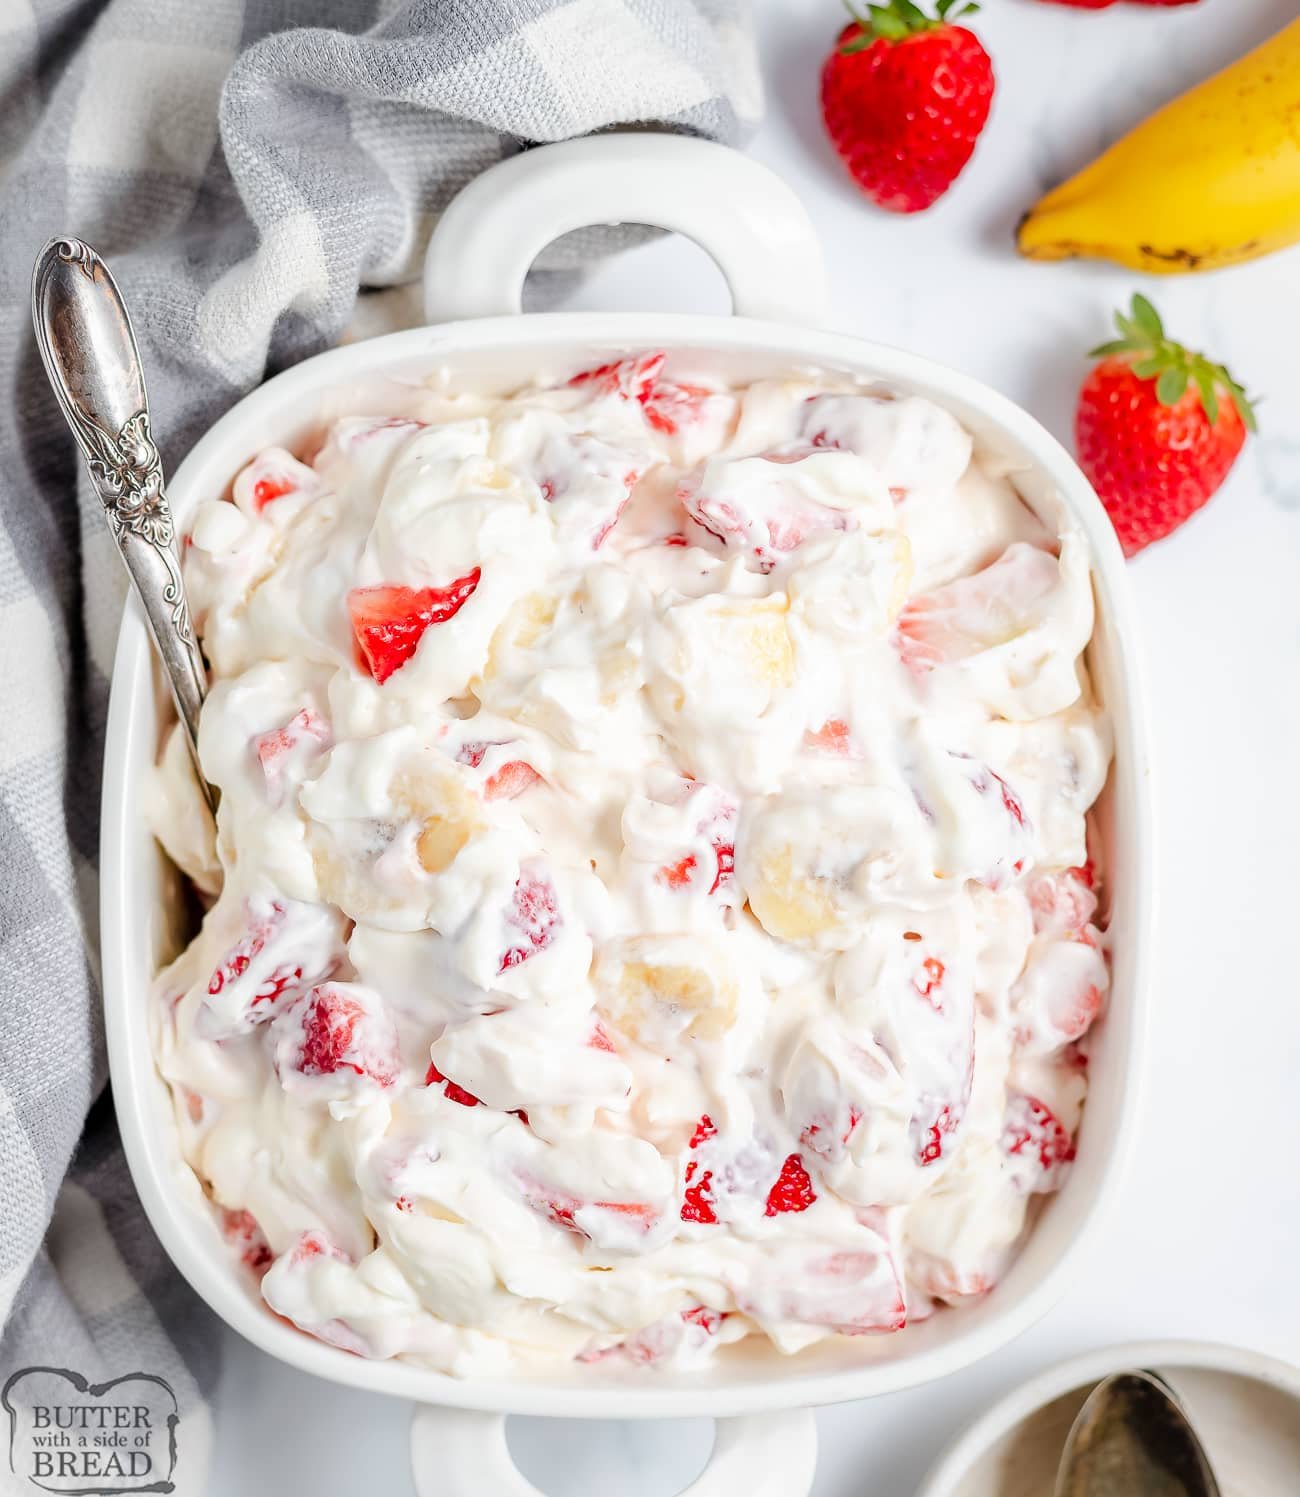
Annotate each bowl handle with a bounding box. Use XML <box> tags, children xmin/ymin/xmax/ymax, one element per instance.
<box><xmin>409</xmin><ymin>1404</ymin><xmax>818</xmax><ymax>1496</ymax></box>
<box><xmin>422</xmin><ymin>133</ymin><xmax>829</xmax><ymax>326</ymax></box>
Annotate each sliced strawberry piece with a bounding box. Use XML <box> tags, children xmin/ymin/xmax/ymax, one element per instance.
<box><xmin>348</xmin><ymin>569</ymin><xmax>481</xmax><ymax>684</ymax></box>
<box><xmin>252</xmin><ymin>475</ymin><xmax>295</xmax><ymax>511</ymax></box>
<box><xmin>588</xmin><ymin>1021</ymin><xmax>617</xmax><ymax>1053</ymax></box>
<box><xmin>800</xmin><ymin>1105</ymin><xmax>863</xmax><ymax>1160</ymax></box>
<box><xmin>990</xmin><ymin>768</ymin><xmax>1027</xmax><ymax>829</ymax></box>
<box><xmin>681</xmin><ymin>1305</ymin><xmax>723</xmax><ymax>1334</ymax></box>
<box><xmin>681</xmin><ymin>1114</ymin><xmax>720</xmax><ymax>1224</ymax></box>
<box><xmin>1012</xmin><ymin>929</ymin><xmax>1107</xmax><ymax>1052</ymax></box>
<box><xmin>521</xmin><ymin>1180</ymin><xmax>656</xmax><ymax>1239</ymax></box>
<box><xmin>287</xmin><ymin>1230</ymin><xmax>345</xmax><ymax>1265</ymax></box>
<box><xmin>425</xmin><ymin>1059</ymin><xmax>481</xmax><ymax>1108</ymax></box>
<box><xmin>644</xmin><ymin>380</ymin><xmax>713</xmax><ymax>436</ymax></box>
<box><xmin>299</xmin><ymin>991</ymin><xmax>363</xmax><ymax>1075</ymax></box>
<box><xmin>679</xmin><ymin>457</ymin><xmax>855</xmax><ymax>572</ymax></box>
<box><xmin>455</xmin><ymin>739</ymin><xmax>496</xmax><ymax>769</ymax></box>
<box><xmin>913</xmin><ymin>1100</ymin><xmax>962</xmax><ymax>1167</ymax></box>
<box><xmin>709</xmin><ymin>840</ymin><xmax>735</xmax><ymax>896</ymax></box>
<box><xmin>221</xmin><ymin>1207</ymin><xmax>273</xmax><ymax>1274</ymax></box>
<box><xmin>656</xmin><ymin>853</ymin><xmax>697</xmax><ymax>890</ymax></box>
<box><xmin>764</xmin><ymin>1154</ymin><xmax>817</xmax><ymax>1216</ymax></box>
<box><xmin>200</xmin><ymin>897</ymin><xmax>342</xmax><ymax>1039</ymax></box>
<box><xmin>284</xmin><ymin>984</ymin><xmax>398</xmax><ymax>1087</ymax></box>
<box><xmin>497</xmin><ymin>868</ymin><xmax>560</xmax><ymax>974</ymax></box>
<box><xmin>681</xmin><ymin>1165</ymin><xmax>718</xmax><ymax>1225</ymax></box>
<box><xmin>1001</xmin><ymin>1091</ymin><xmax>1076</xmax><ymax>1192</ymax></box>
<box><xmin>568</xmin><ymin>352</ymin><xmax>665</xmax><ymax>405</ymax></box>
<box><xmin>805</xmin><ymin>717</ymin><xmax>853</xmax><ymax>754</ymax></box>
<box><xmin>1026</xmin><ymin>868</ymin><xmax>1098</xmax><ymax>936</ymax></box>
<box><xmin>483</xmin><ymin>760</ymin><xmax>540</xmax><ymax>801</ymax></box>
<box><xmin>254</xmin><ymin>707</ymin><xmax>331</xmax><ymax>799</ymax></box>
<box><xmin>914</xmin><ymin>956</ymin><xmax>945</xmax><ymax>1005</ymax></box>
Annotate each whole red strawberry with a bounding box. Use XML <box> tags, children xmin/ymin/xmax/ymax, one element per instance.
<box><xmin>1076</xmin><ymin>295</ymin><xmax>1256</xmax><ymax>557</ymax></box>
<box><xmin>1038</xmin><ymin>2</ymin><xmax>1196</xmax><ymax>9</ymax></box>
<box><xmin>821</xmin><ymin>0</ymin><xmax>994</xmax><ymax>214</ymax></box>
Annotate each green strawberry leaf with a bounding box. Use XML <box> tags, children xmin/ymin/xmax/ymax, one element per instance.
<box><xmin>1156</xmin><ymin>366</ymin><xmax>1188</xmax><ymax>406</ymax></box>
<box><xmin>1088</xmin><ymin>338</ymin><xmax>1141</xmax><ymax>358</ymax></box>
<box><xmin>1129</xmin><ymin>294</ymin><xmax>1164</xmax><ymax>341</ymax></box>
<box><xmin>1192</xmin><ymin>366</ymin><xmax>1219</xmax><ymax>427</ymax></box>
<box><xmin>840</xmin><ymin>0</ymin><xmax>972</xmax><ymax>43</ymax></box>
<box><xmin>1093</xmin><ymin>292</ymin><xmax>1259</xmax><ymax>433</ymax></box>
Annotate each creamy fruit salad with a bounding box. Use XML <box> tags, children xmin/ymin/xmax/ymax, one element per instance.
<box><xmin>150</xmin><ymin>353</ymin><xmax>1110</xmax><ymax>1376</ymax></box>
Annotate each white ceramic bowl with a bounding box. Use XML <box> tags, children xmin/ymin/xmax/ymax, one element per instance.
<box><xmin>100</xmin><ymin>134</ymin><xmax>1153</xmax><ymax>1496</ymax></box>
<box><xmin>917</xmin><ymin>1340</ymin><xmax>1300</xmax><ymax>1497</ymax></box>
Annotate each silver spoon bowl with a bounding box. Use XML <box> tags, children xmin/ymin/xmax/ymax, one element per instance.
<box><xmin>1055</xmin><ymin>1369</ymin><xmax>1222</xmax><ymax>1497</ymax></box>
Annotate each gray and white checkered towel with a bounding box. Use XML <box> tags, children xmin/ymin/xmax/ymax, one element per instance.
<box><xmin>0</xmin><ymin>1</ymin><xmax>757</xmax><ymax>1485</ymax></box>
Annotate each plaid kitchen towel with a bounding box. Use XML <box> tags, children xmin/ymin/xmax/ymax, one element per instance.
<box><xmin>0</xmin><ymin>1</ymin><xmax>758</xmax><ymax>1487</ymax></box>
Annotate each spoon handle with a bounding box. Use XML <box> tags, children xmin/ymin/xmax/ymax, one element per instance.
<box><xmin>31</xmin><ymin>238</ymin><xmax>214</xmax><ymax>813</ymax></box>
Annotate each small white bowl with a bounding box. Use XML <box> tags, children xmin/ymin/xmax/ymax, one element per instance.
<box><xmin>918</xmin><ymin>1340</ymin><xmax>1300</xmax><ymax>1497</ymax></box>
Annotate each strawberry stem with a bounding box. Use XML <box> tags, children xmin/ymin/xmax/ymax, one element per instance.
<box><xmin>1089</xmin><ymin>293</ymin><xmax>1257</xmax><ymax>433</ymax></box>
<box><xmin>841</xmin><ymin>0</ymin><xmax>978</xmax><ymax>49</ymax></box>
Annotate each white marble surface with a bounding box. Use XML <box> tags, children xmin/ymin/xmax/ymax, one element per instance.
<box><xmin>206</xmin><ymin>2</ymin><xmax>1300</xmax><ymax>1492</ymax></box>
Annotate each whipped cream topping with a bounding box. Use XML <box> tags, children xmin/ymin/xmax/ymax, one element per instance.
<box><xmin>150</xmin><ymin>353</ymin><xmax>1110</xmax><ymax>1376</ymax></box>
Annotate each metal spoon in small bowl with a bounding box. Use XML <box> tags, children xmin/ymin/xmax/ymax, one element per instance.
<box><xmin>32</xmin><ymin>238</ymin><xmax>215</xmax><ymax>815</ymax></box>
<box><xmin>1055</xmin><ymin>1369</ymin><xmax>1222</xmax><ymax>1497</ymax></box>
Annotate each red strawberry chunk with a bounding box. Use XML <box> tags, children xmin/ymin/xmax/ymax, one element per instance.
<box><xmin>709</xmin><ymin>841</ymin><xmax>735</xmax><ymax>896</ymax></box>
<box><xmin>681</xmin><ymin>1166</ymin><xmax>718</xmax><ymax>1225</ymax></box>
<box><xmin>991</xmin><ymin>769</ymin><xmax>1027</xmax><ymax>828</ymax></box>
<box><xmin>522</xmin><ymin>1182</ymin><xmax>656</xmax><ymax>1239</ymax></box>
<box><xmin>299</xmin><ymin>991</ymin><xmax>363</xmax><ymax>1075</ymax></box>
<box><xmin>914</xmin><ymin>1101</ymin><xmax>961</xmax><ymax>1166</ymax></box>
<box><xmin>588</xmin><ymin>1022</ymin><xmax>617</xmax><ymax>1053</ymax></box>
<box><xmin>914</xmin><ymin>956</ymin><xmax>945</xmax><ymax>1004</ymax></box>
<box><xmin>644</xmin><ymin>381</ymin><xmax>713</xmax><ymax>436</ymax></box>
<box><xmin>290</xmin><ymin>985</ymin><xmax>397</xmax><ymax>1086</ymax></box>
<box><xmin>805</xmin><ymin>717</ymin><xmax>853</xmax><ymax>754</ymax></box>
<box><xmin>1026</xmin><ymin>868</ymin><xmax>1098</xmax><ymax>936</ymax></box>
<box><xmin>252</xmin><ymin>474</ymin><xmax>296</xmax><ymax>511</ymax></box>
<box><xmin>656</xmin><ymin>853</ymin><xmax>697</xmax><ymax>890</ymax></box>
<box><xmin>254</xmin><ymin>707</ymin><xmax>331</xmax><ymax>798</ymax></box>
<box><xmin>800</xmin><ymin>1105</ymin><xmax>863</xmax><ymax>1158</ymax></box>
<box><xmin>681</xmin><ymin>1114</ymin><xmax>719</xmax><ymax>1223</ymax></box>
<box><xmin>1001</xmin><ymin>1091</ymin><xmax>1076</xmax><ymax>1191</ymax></box>
<box><xmin>764</xmin><ymin>1154</ymin><xmax>817</xmax><ymax>1216</ymax></box>
<box><xmin>425</xmin><ymin>1059</ymin><xmax>481</xmax><ymax>1108</ymax></box>
<box><xmin>348</xmin><ymin>569</ymin><xmax>481</xmax><ymax>684</ymax></box>
<box><xmin>484</xmin><ymin>760</ymin><xmax>540</xmax><ymax>801</ymax></box>
<box><xmin>456</xmin><ymin>739</ymin><xmax>494</xmax><ymax>769</ymax></box>
<box><xmin>497</xmin><ymin>869</ymin><xmax>560</xmax><ymax>974</ymax></box>
<box><xmin>200</xmin><ymin>898</ymin><xmax>344</xmax><ymax>1040</ymax></box>
<box><xmin>221</xmin><ymin>1207</ymin><xmax>273</xmax><ymax>1274</ymax></box>
<box><xmin>287</xmin><ymin>1229</ymin><xmax>346</xmax><ymax>1266</ymax></box>
<box><xmin>568</xmin><ymin>352</ymin><xmax>665</xmax><ymax>405</ymax></box>
<box><xmin>681</xmin><ymin>1305</ymin><xmax>723</xmax><ymax>1334</ymax></box>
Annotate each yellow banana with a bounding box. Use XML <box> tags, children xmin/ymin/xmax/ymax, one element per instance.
<box><xmin>1017</xmin><ymin>18</ymin><xmax>1300</xmax><ymax>274</ymax></box>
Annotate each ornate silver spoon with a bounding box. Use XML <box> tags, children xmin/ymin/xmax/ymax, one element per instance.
<box><xmin>32</xmin><ymin>238</ymin><xmax>215</xmax><ymax>814</ymax></box>
<box><xmin>1055</xmin><ymin>1369</ymin><xmax>1222</xmax><ymax>1497</ymax></box>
